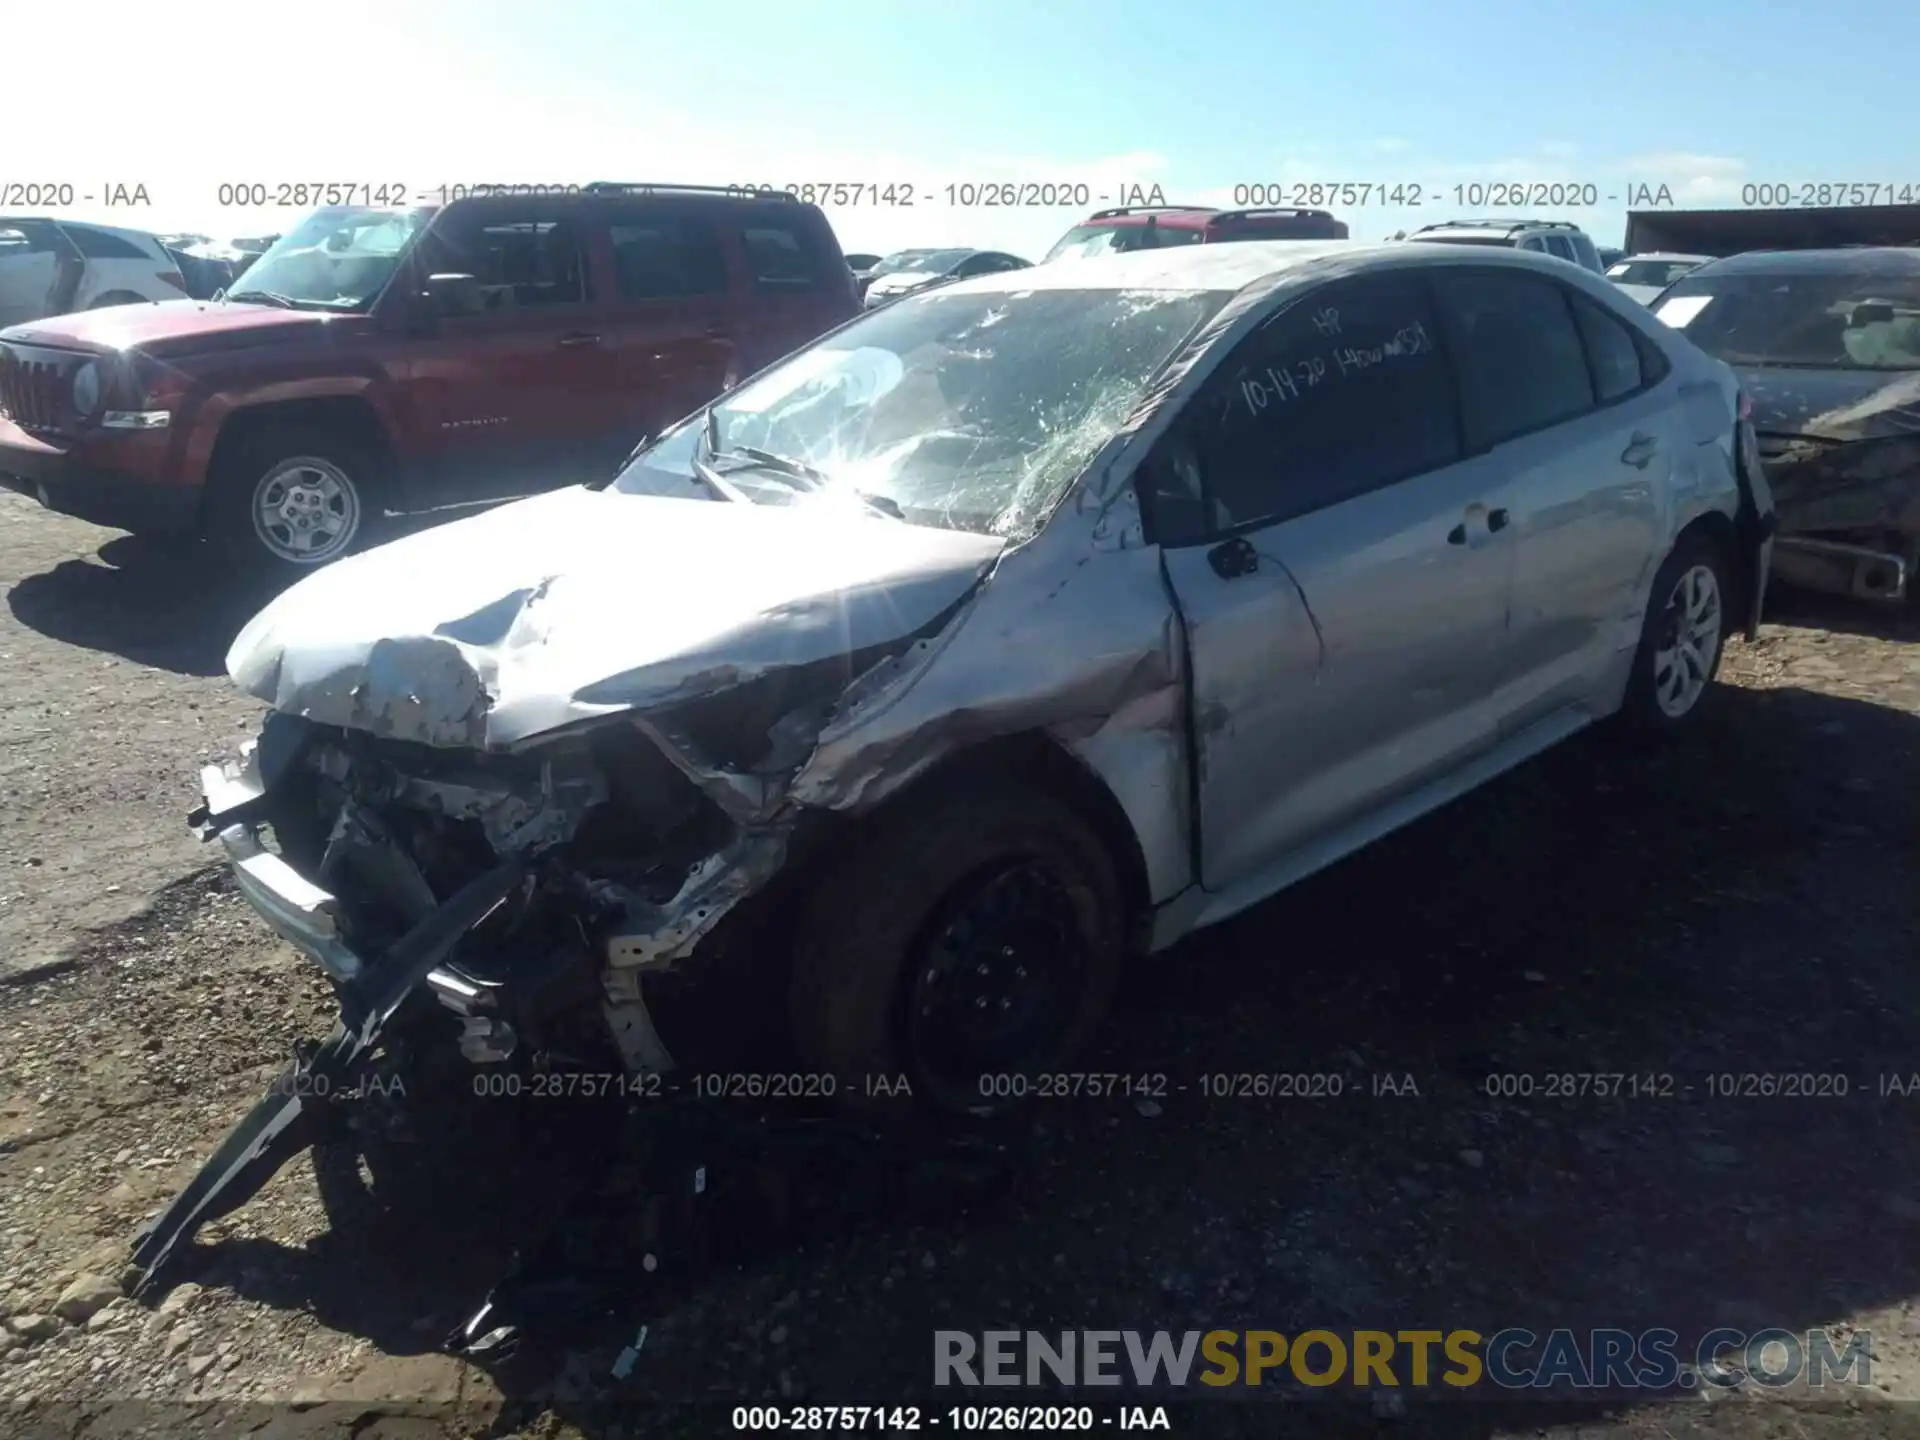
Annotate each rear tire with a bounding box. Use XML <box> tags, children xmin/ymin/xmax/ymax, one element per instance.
<box><xmin>788</xmin><ymin>777</ymin><xmax>1124</xmax><ymax>1116</ymax></box>
<box><xmin>1618</xmin><ymin>531</ymin><xmax>1731</xmax><ymax>735</ymax></box>
<box><xmin>208</xmin><ymin>424</ymin><xmax>389</xmax><ymax>579</ymax></box>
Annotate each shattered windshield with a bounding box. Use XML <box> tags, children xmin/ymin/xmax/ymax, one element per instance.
<box><xmin>1655</xmin><ymin>272</ymin><xmax>1920</xmax><ymax>370</ymax></box>
<box><xmin>614</xmin><ymin>285</ymin><xmax>1227</xmax><ymax>538</ymax></box>
<box><xmin>226</xmin><ymin>205</ymin><xmax>429</xmax><ymax>310</ymax></box>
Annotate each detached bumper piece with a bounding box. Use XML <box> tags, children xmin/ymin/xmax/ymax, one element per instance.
<box><xmin>126</xmin><ymin>852</ymin><xmax>530</xmax><ymax>1296</ymax></box>
<box><xmin>1772</xmin><ymin>536</ymin><xmax>1909</xmax><ymax>603</ymax></box>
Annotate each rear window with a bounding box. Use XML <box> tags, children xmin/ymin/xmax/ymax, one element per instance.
<box><xmin>1653</xmin><ymin>270</ymin><xmax>1920</xmax><ymax>371</ymax></box>
<box><xmin>1211</xmin><ymin>214</ymin><xmax>1350</xmax><ymax>241</ymax></box>
<box><xmin>1044</xmin><ymin>223</ymin><xmax>1204</xmax><ymax>263</ymax></box>
<box><xmin>737</xmin><ymin>214</ymin><xmax>837</xmax><ymax>291</ymax></box>
<box><xmin>63</xmin><ymin>225</ymin><xmax>152</xmax><ymax>260</ymax></box>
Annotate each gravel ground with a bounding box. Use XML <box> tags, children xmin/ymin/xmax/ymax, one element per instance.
<box><xmin>2</xmin><ymin>489</ymin><xmax>1917</xmax><ymax>1440</ymax></box>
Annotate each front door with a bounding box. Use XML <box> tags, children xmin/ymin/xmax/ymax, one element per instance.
<box><xmin>1428</xmin><ymin>268</ymin><xmax>1668</xmax><ymax>732</ymax></box>
<box><xmin>395</xmin><ymin>201</ymin><xmax>613</xmax><ymax>506</ymax></box>
<box><xmin>1152</xmin><ymin>271</ymin><xmax>1515</xmax><ymax>893</ymax></box>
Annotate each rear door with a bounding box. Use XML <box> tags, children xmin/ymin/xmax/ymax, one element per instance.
<box><xmin>395</xmin><ymin>200</ymin><xmax>610</xmax><ymax>504</ymax></box>
<box><xmin>722</xmin><ymin>203</ymin><xmax>854</xmax><ymax>375</ymax></box>
<box><xmin>592</xmin><ymin>198</ymin><xmax>740</xmax><ymax>475</ymax></box>
<box><xmin>1153</xmin><ymin>269</ymin><xmax>1512</xmax><ymax>891</ymax></box>
<box><xmin>1429</xmin><ymin>267</ymin><xmax>1667</xmax><ymax>733</ymax></box>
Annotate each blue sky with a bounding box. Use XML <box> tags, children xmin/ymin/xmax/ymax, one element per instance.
<box><xmin>14</xmin><ymin>0</ymin><xmax>1920</xmax><ymax>258</ymax></box>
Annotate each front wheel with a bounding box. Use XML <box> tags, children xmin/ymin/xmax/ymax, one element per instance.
<box><xmin>210</xmin><ymin>425</ymin><xmax>387</xmax><ymax>576</ymax></box>
<box><xmin>788</xmin><ymin>778</ymin><xmax>1124</xmax><ymax>1115</ymax></box>
<box><xmin>1619</xmin><ymin>533</ymin><xmax>1731</xmax><ymax>733</ymax></box>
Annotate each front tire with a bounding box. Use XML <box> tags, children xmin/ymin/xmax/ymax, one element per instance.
<box><xmin>1620</xmin><ymin>532</ymin><xmax>1731</xmax><ymax>734</ymax></box>
<box><xmin>209</xmin><ymin>425</ymin><xmax>387</xmax><ymax>577</ymax></box>
<box><xmin>788</xmin><ymin>778</ymin><xmax>1124</xmax><ymax>1115</ymax></box>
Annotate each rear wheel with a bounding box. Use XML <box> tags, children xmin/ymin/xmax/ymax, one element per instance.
<box><xmin>1619</xmin><ymin>532</ymin><xmax>1731</xmax><ymax>734</ymax></box>
<box><xmin>788</xmin><ymin>778</ymin><xmax>1124</xmax><ymax>1115</ymax></box>
<box><xmin>209</xmin><ymin>424</ymin><xmax>388</xmax><ymax>577</ymax></box>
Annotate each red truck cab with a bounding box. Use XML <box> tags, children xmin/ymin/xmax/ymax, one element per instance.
<box><xmin>0</xmin><ymin>184</ymin><xmax>857</xmax><ymax>574</ymax></box>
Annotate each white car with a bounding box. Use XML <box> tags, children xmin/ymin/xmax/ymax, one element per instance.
<box><xmin>0</xmin><ymin>217</ymin><xmax>189</xmax><ymax>328</ymax></box>
<box><xmin>1606</xmin><ymin>252</ymin><xmax>1712</xmax><ymax>306</ymax></box>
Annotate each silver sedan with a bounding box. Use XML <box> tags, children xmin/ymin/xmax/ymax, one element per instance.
<box><xmin>133</xmin><ymin>238</ymin><xmax>1775</xmax><ymax>1287</ymax></box>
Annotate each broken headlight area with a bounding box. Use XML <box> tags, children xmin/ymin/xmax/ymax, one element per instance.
<box><xmin>133</xmin><ymin>711</ymin><xmax>790</xmax><ymax>1295</ymax></box>
<box><xmin>199</xmin><ymin>714</ymin><xmax>760</xmax><ymax>1068</ymax></box>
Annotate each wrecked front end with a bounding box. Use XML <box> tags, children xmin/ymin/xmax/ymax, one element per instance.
<box><xmin>129</xmin><ymin>701</ymin><xmax>791</xmax><ymax>1288</ymax></box>
<box><xmin>1759</xmin><ymin>427</ymin><xmax>1920</xmax><ymax>601</ymax></box>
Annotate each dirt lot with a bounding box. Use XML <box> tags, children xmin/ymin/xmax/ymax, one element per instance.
<box><xmin>2</xmin><ymin>488</ymin><xmax>1918</xmax><ymax>1440</ymax></box>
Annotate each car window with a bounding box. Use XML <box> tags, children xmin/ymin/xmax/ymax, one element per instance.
<box><xmin>62</xmin><ymin>225</ymin><xmax>151</xmax><ymax>260</ymax></box>
<box><xmin>421</xmin><ymin>210</ymin><xmax>585</xmax><ymax>309</ymax></box>
<box><xmin>1569</xmin><ymin>234</ymin><xmax>1602</xmax><ymax>272</ymax></box>
<box><xmin>1653</xmin><ymin>271</ymin><xmax>1920</xmax><ymax>371</ymax></box>
<box><xmin>1516</xmin><ymin>235</ymin><xmax>1547</xmax><ymax>252</ymax></box>
<box><xmin>1609</xmin><ymin>259</ymin><xmax>1701</xmax><ymax>289</ymax></box>
<box><xmin>1568</xmin><ymin>290</ymin><xmax>1643</xmax><ymax>402</ymax></box>
<box><xmin>608</xmin><ymin>212</ymin><xmax>728</xmax><ymax>299</ymax></box>
<box><xmin>0</xmin><ymin>222</ymin><xmax>61</xmax><ymax>257</ymax></box>
<box><xmin>1434</xmin><ymin>269</ymin><xmax>1596</xmax><ymax>446</ymax></box>
<box><xmin>1186</xmin><ymin>274</ymin><xmax>1461</xmax><ymax>532</ymax></box>
<box><xmin>740</xmin><ymin>222</ymin><xmax>820</xmax><ymax>289</ymax></box>
<box><xmin>1541</xmin><ymin>233</ymin><xmax>1576</xmax><ymax>262</ymax></box>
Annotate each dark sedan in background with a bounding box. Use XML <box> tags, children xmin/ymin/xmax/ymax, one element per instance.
<box><xmin>1653</xmin><ymin>247</ymin><xmax>1920</xmax><ymax>601</ymax></box>
<box><xmin>861</xmin><ymin>247</ymin><xmax>1030</xmax><ymax>307</ymax></box>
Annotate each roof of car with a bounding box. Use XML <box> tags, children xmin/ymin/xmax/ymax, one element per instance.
<box><xmin>1688</xmin><ymin>246</ymin><xmax>1920</xmax><ymax>275</ymax></box>
<box><xmin>935</xmin><ymin>238</ymin><xmax>1612</xmax><ymax>299</ymax></box>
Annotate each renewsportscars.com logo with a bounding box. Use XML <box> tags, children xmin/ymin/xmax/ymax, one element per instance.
<box><xmin>933</xmin><ymin>1328</ymin><xmax>1873</xmax><ymax>1392</ymax></box>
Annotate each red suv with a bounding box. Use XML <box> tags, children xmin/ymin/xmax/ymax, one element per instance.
<box><xmin>0</xmin><ymin>184</ymin><xmax>857</xmax><ymax>573</ymax></box>
<box><xmin>1042</xmin><ymin>204</ymin><xmax>1350</xmax><ymax>262</ymax></box>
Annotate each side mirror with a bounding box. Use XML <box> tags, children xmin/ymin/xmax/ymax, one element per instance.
<box><xmin>423</xmin><ymin>272</ymin><xmax>483</xmax><ymax>317</ymax></box>
<box><xmin>1851</xmin><ymin>302</ymin><xmax>1896</xmax><ymax>326</ymax></box>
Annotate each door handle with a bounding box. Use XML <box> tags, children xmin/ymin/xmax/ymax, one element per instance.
<box><xmin>1487</xmin><ymin>507</ymin><xmax>1510</xmax><ymax>532</ymax></box>
<box><xmin>557</xmin><ymin>331</ymin><xmax>602</xmax><ymax>348</ymax></box>
<box><xmin>1621</xmin><ymin>432</ymin><xmax>1659</xmax><ymax>468</ymax></box>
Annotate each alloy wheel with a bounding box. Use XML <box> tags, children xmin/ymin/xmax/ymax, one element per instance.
<box><xmin>1652</xmin><ymin>563</ymin><xmax>1722</xmax><ymax>718</ymax></box>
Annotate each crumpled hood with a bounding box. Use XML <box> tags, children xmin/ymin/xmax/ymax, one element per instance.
<box><xmin>226</xmin><ymin>486</ymin><xmax>1007</xmax><ymax>751</ymax></box>
<box><xmin>2</xmin><ymin>300</ymin><xmax>335</xmax><ymax>357</ymax></box>
<box><xmin>1740</xmin><ymin>365</ymin><xmax>1920</xmax><ymax>443</ymax></box>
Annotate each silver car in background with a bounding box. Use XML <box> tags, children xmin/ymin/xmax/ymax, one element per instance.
<box><xmin>135</xmin><ymin>238</ymin><xmax>1774</xmax><ymax>1288</ymax></box>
